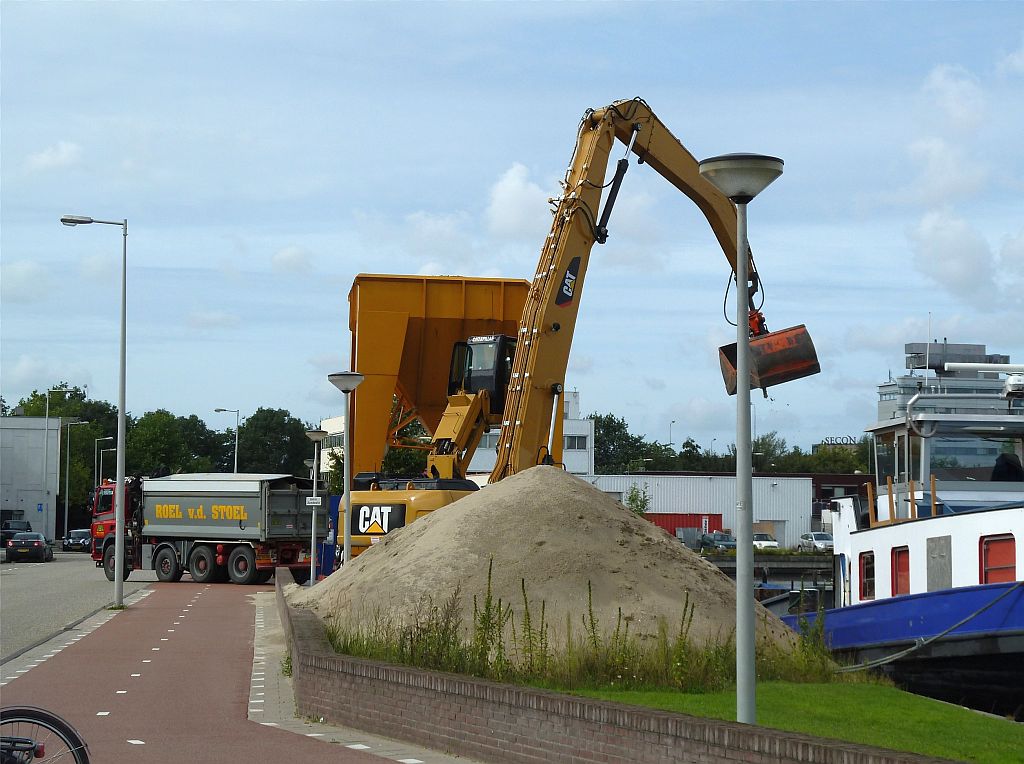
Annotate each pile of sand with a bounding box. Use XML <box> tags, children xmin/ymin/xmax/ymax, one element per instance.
<box><xmin>289</xmin><ymin>466</ymin><xmax>796</xmax><ymax>649</ymax></box>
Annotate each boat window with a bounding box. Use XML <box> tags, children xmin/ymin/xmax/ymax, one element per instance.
<box><xmin>859</xmin><ymin>552</ymin><xmax>875</xmax><ymax>601</ymax></box>
<box><xmin>930</xmin><ymin>435</ymin><xmax>1024</xmax><ymax>482</ymax></box>
<box><xmin>873</xmin><ymin>434</ymin><xmax>896</xmax><ymax>486</ymax></box>
<box><xmin>891</xmin><ymin>546</ymin><xmax>910</xmax><ymax>596</ymax></box>
<box><xmin>980</xmin><ymin>534</ymin><xmax>1016</xmax><ymax>584</ymax></box>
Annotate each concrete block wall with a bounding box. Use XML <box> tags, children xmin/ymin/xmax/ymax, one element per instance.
<box><xmin>275</xmin><ymin>571</ymin><xmax>951</xmax><ymax>764</ymax></box>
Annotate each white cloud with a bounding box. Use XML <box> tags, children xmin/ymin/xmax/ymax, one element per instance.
<box><xmin>79</xmin><ymin>254</ymin><xmax>116</xmax><ymax>282</ymax></box>
<box><xmin>485</xmin><ymin>163</ymin><xmax>550</xmax><ymax>242</ymax></box>
<box><xmin>909</xmin><ymin>209</ymin><xmax>997</xmax><ymax>302</ymax></box>
<box><xmin>0</xmin><ymin>260</ymin><xmax>49</xmax><ymax>303</ymax></box>
<box><xmin>568</xmin><ymin>354</ymin><xmax>594</xmax><ymax>375</ymax></box>
<box><xmin>922</xmin><ymin>64</ymin><xmax>986</xmax><ymax>132</ymax></box>
<box><xmin>1</xmin><ymin>354</ymin><xmax>94</xmax><ymax>398</ymax></box>
<box><xmin>25</xmin><ymin>141</ymin><xmax>82</xmax><ymax>172</ymax></box>
<box><xmin>271</xmin><ymin>245</ymin><xmax>312</xmax><ymax>273</ymax></box>
<box><xmin>643</xmin><ymin>377</ymin><xmax>667</xmax><ymax>391</ymax></box>
<box><xmin>185</xmin><ymin>310</ymin><xmax>240</xmax><ymax>330</ymax></box>
<box><xmin>905</xmin><ymin>137</ymin><xmax>987</xmax><ymax>205</ymax></box>
<box><xmin>997</xmin><ymin>35</ymin><xmax>1024</xmax><ymax>76</ymax></box>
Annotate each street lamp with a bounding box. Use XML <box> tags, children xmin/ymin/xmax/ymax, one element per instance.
<box><xmin>328</xmin><ymin>371</ymin><xmax>364</xmax><ymax>566</ymax></box>
<box><xmin>94</xmin><ymin>436</ymin><xmax>114</xmax><ymax>491</ymax></box>
<box><xmin>214</xmin><ymin>408</ymin><xmax>240</xmax><ymax>472</ymax></box>
<box><xmin>99</xmin><ymin>448</ymin><xmax>116</xmax><ymax>482</ymax></box>
<box><xmin>699</xmin><ymin>152</ymin><xmax>783</xmax><ymax>726</ymax></box>
<box><xmin>305</xmin><ymin>429</ymin><xmax>328</xmax><ymax>586</ymax></box>
<box><xmin>62</xmin><ymin>214</ymin><xmax>129</xmax><ymax>606</ymax></box>
<box><xmin>669</xmin><ymin>419</ymin><xmax>676</xmax><ymax>446</ymax></box>
<box><xmin>42</xmin><ymin>388</ymin><xmax>73</xmax><ymax>533</ymax></box>
<box><xmin>64</xmin><ymin>420</ymin><xmax>90</xmax><ymax>538</ymax></box>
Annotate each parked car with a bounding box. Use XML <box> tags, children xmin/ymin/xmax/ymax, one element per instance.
<box><xmin>5</xmin><ymin>532</ymin><xmax>54</xmax><ymax>562</ymax></box>
<box><xmin>1</xmin><ymin>519</ymin><xmax>33</xmax><ymax>545</ymax></box>
<box><xmin>798</xmin><ymin>532</ymin><xmax>834</xmax><ymax>553</ymax></box>
<box><xmin>700</xmin><ymin>532</ymin><xmax>737</xmax><ymax>552</ymax></box>
<box><xmin>752</xmin><ymin>533</ymin><xmax>779</xmax><ymax>550</ymax></box>
<box><xmin>63</xmin><ymin>528</ymin><xmax>92</xmax><ymax>552</ymax></box>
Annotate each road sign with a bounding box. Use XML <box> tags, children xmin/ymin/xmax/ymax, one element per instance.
<box><xmin>305</xmin><ymin>496</ymin><xmax>322</xmax><ymax>507</ymax></box>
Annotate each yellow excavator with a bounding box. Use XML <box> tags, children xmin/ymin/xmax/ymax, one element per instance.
<box><xmin>343</xmin><ymin>98</ymin><xmax>819</xmax><ymax>555</ymax></box>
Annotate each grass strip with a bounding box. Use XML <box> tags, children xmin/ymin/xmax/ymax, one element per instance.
<box><xmin>572</xmin><ymin>682</ymin><xmax>1024</xmax><ymax>763</ymax></box>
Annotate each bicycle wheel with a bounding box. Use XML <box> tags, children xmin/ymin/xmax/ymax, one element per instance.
<box><xmin>0</xmin><ymin>706</ymin><xmax>90</xmax><ymax>764</ymax></box>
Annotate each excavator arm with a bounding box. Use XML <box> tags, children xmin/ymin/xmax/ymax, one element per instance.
<box><xmin>490</xmin><ymin>98</ymin><xmax>814</xmax><ymax>481</ymax></box>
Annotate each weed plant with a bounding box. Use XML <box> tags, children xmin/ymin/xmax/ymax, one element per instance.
<box><xmin>324</xmin><ymin>559</ymin><xmax>848</xmax><ymax>694</ymax></box>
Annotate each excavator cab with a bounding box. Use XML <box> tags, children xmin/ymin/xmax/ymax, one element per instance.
<box><xmin>448</xmin><ymin>334</ymin><xmax>517</xmax><ymax>414</ymax></box>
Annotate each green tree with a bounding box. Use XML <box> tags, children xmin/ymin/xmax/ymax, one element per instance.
<box><xmin>588</xmin><ymin>413</ymin><xmax>645</xmax><ymax>474</ymax></box>
<box><xmin>237</xmin><ymin>407</ymin><xmax>312</xmax><ymax>476</ymax></box>
<box><xmin>127</xmin><ymin>409</ymin><xmax>189</xmax><ymax>475</ymax></box>
<box><xmin>382</xmin><ymin>416</ymin><xmax>430</xmax><ymax>476</ymax></box>
<box><xmin>623</xmin><ymin>482</ymin><xmax>651</xmax><ymax>516</ymax></box>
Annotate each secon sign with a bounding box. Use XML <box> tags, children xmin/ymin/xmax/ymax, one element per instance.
<box><xmin>820</xmin><ymin>436</ymin><xmax>858</xmax><ymax>446</ymax></box>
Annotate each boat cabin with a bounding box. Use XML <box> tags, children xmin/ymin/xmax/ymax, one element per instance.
<box><xmin>830</xmin><ymin>406</ymin><xmax>1023</xmax><ymax>608</ymax></box>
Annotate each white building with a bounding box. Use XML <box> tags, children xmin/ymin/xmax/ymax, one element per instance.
<box><xmin>1</xmin><ymin>416</ymin><xmax>62</xmax><ymax>539</ymax></box>
<box><xmin>318</xmin><ymin>415</ymin><xmax>346</xmax><ymax>477</ymax></box>
<box><xmin>587</xmin><ymin>473</ymin><xmax>813</xmax><ymax>548</ymax></box>
<box><xmin>468</xmin><ymin>390</ymin><xmax>595</xmax><ymax>477</ymax></box>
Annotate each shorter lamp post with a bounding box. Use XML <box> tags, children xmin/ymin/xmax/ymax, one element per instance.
<box><xmin>328</xmin><ymin>371</ymin><xmax>365</xmax><ymax>566</ymax></box>
<box><xmin>99</xmin><ymin>448</ymin><xmax>116</xmax><ymax>483</ymax></box>
<box><xmin>94</xmin><ymin>436</ymin><xmax>114</xmax><ymax>491</ymax></box>
<box><xmin>305</xmin><ymin>429</ymin><xmax>328</xmax><ymax>586</ymax></box>
<box><xmin>669</xmin><ymin>419</ymin><xmax>676</xmax><ymax>447</ymax></box>
<box><xmin>64</xmin><ymin>420</ymin><xmax>90</xmax><ymax>538</ymax></box>
<box><xmin>699</xmin><ymin>151</ymin><xmax>783</xmax><ymax>726</ymax></box>
<box><xmin>214</xmin><ymin>408</ymin><xmax>240</xmax><ymax>472</ymax></box>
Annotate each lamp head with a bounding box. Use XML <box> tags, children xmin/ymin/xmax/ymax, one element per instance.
<box><xmin>60</xmin><ymin>215</ymin><xmax>94</xmax><ymax>227</ymax></box>
<box><xmin>328</xmin><ymin>371</ymin><xmax>365</xmax><ymax>394</ymax></box>
<box><xmin>697</xmin><ymin>154</ymin><xmax>783</xmax><ymax>203</ymax></box>
<box><xmin>305</xmin><ymin>429</ymin><xmax>328</xmax><ymax>444</ymax></box>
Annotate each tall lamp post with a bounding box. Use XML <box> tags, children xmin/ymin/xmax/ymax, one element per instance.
<box><xmin>64</xmin><ymin>420</ymin><xmax>90</xmax><ymax>538</ymax></box>
<box><xmin>698</xmin><ymin>153</ymin><xmax>783</xmax><ymax>725</ymax></box>
<box><xmin>214</xmin><ymin>408</ymin><xmax>240</xmax><ymax>472</ymax></box>
<box><xmin>669</xmin><ymin>419</ymin><xmax>676</xmax><ymax>446</ymax></box>
<box><xmin>62</xmin><ymin>214</ymin><xmax>129</xmax><ymax>606</ymax></box>
<box><xmin>328</xmin><ymin>371</ymin><xmax>364</xmax><ymax>566</ymax></box>
<box><xmin>94</xmin><ymin>436</ymin><xmax>114</xmax><ymax>491</ymax></box>
<box><xmin>305</xmin><ymin>429</ymin><xmax>328</xmax><ymax>586</ymax></box>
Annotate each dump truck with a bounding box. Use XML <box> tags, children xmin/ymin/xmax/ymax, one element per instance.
<box><xmin>90</xmin><ymin>473</ymin><xmax>326</xmax><ymax>584</ymax></box>
<box><xmin>341</xmin><ymin>98</ymin><xmax>820</xmax><ymax>556</ymax></box>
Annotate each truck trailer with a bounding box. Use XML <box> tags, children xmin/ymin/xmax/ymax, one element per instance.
<box><xmin>90</xmin><ymin>473</ymin><xmax>327</xmax><ymax>585</ymax></box>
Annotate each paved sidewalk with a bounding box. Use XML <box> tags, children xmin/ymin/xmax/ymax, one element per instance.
<box><xmin>248</xmin><ymin>590</ymin><xmax>477</xmax><ymax>764</ymax></box>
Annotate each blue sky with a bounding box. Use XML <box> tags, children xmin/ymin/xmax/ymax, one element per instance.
<box><xmin>2</xmin><ymin>2</ymin><xmax>1022</xmax><ymax>453</ymax></box>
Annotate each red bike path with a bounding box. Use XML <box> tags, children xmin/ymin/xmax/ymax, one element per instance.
<box><xmin>1</xmin><ymin>581</ymin><xmax>387</xmax><ymax>763</ymax></box>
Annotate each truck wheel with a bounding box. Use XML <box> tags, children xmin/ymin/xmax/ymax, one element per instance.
<box><xmin>103</xmin><ymin>545</ymin><xmax>130</xmax><ymax>581</ymax></box>
<box><xmin>227</xmin><ymin>546</ymin><xmax>258</xmax><ymax>585</ymax></box>
<box><xmin>254</xmin><ymin>570</ymin><xmax>273</xmax><ymax>584</ymax></box>
<box><xmin>189</xmin><ymin>545</ymin><xmax>217</xmax><ymax>584</ymax></box>
<box><xmin>155</xmin><ymin>547</ymin><xmax>183</xmax><ymax>583</ymax></box>
<box><xmin>291</xmin><ymin>568</ymin><xmax>311</xmax><ymax>585</ymax></box>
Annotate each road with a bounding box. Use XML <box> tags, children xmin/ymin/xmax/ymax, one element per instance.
<box><xmin>1</xmin><ymin>550</ymin><xmax>153</xmax><ymax>661</ymax></box>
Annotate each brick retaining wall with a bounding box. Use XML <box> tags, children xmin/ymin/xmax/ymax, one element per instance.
<box><xmin>275</xmin><ymin>571</ymin><xmax>954</xmax><ymax>764</ymax></box>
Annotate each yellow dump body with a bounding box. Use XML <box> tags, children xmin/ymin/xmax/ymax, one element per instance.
<box><xmin>347</xmin><ymin>274</ymin><xmax>529</xmax><ymax>476</ymax></box>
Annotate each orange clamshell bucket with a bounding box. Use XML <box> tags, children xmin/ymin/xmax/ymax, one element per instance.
<box><xmin>719</xmin><ymin>324</ymin><xmax>820</xmax><ymax>395</ymax></box>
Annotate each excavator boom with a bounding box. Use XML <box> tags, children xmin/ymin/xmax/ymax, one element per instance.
<box><xmin>490</xmin><ymin>98</ymin><xmax>817</xmax><ymax>481</ymax></box>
